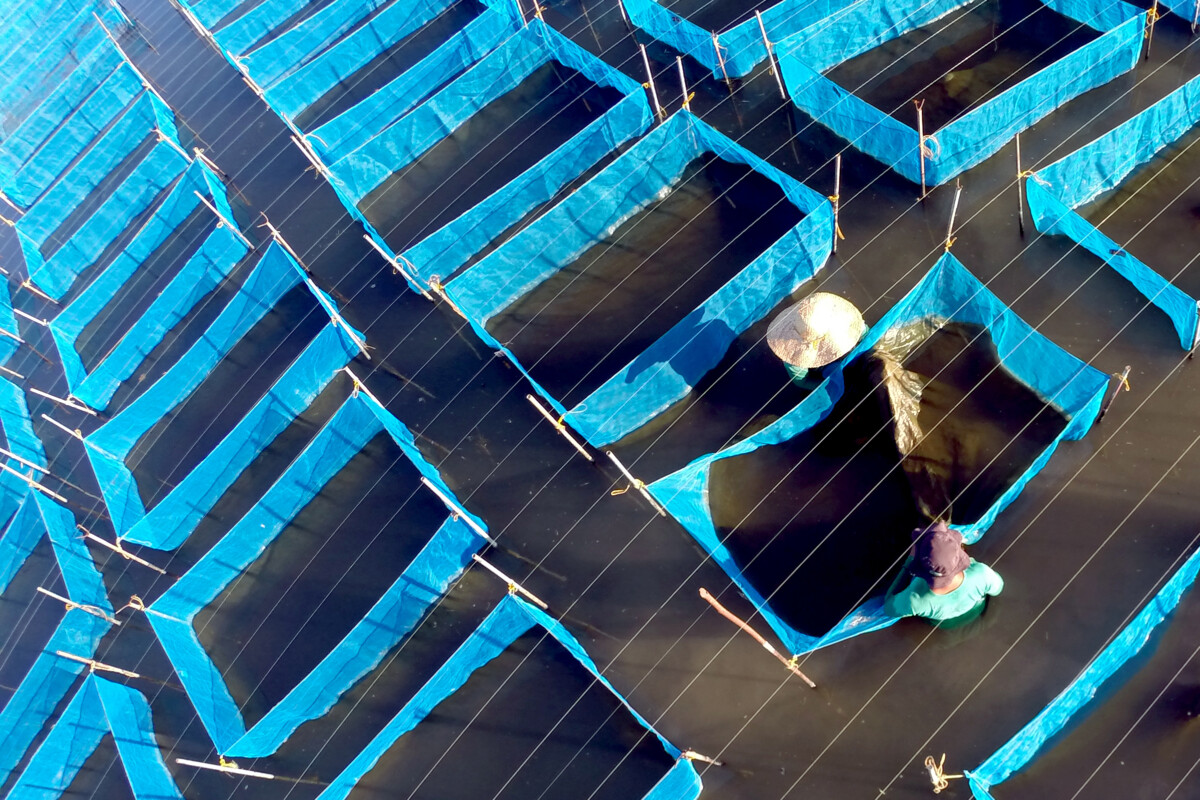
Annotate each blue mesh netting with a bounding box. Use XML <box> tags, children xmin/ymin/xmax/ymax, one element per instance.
<box><xmin>0</xmin><ymin>1</ymin><xmax>131</xmax><ymax>137</ymax></box>
<box><xmin>0</xmin><ymin>42</ymin><xmax>129</xmax><ymax>204</ymax></box>
<box><xmin>621</xmin><ymin>0</ymin><xmax>841</xmax><ymax>79</ymax></box>
<box><xmin>15</xmin><ymin>90</ymin><xmax>191</xmax><ymax>301</ymax></box>
<box><xmin>149</xmin><ymin>390</ymin><xmax>487</xmax><ymax>757</ymax></box>
<box><xmin>776</xmin><ymin>0</ymin><xmax>1145</xmax><ymax>186</ymax></box>
<box><xmin>0</xmin><ymin>492</ymin><xmax>114</xmax><ymax>786</ymax></box>
<box><xmin>0</xmin><ymin>277</ymin><xmax>19</xmax><ymax>368</ymax></box>
<box><xmin>317</xmin><ymin>594</ymin><xmax>702</xmax><ymax>800</ymax></box>
<box><xmin>5</xmin><ymin>676</ymin><xmax>183</xmax><ymax>800</ymax></box>
<box><xmin>648</xmin><ymin>253</ymin><xmax>1109</xmax><ymax>656</ymax></box>
<box><xmin>965</xmin><ymin>543</ymin><xmax>1200</xmax><ymax>798</ymax></box>
<box><xmin>445</xmin><ymin>110</ymin><xmax>833</xmax><ymax>446</ymax></box>
<box><xmin>262</xmin><ymin>1</ymin><xmax>521</xmax><ymax>126</ymax></box>
<box><xmin>0</xmin><ymin>379</ymin><xmax>48</xmax><ymax>517</ymax></box>
<box><xmin>82</xmin><ymin>241</ymin><xmax>363</xmax><ymax>548</ymax></box>
<box><xmin>1028</xmin><ymin>73</ymin><xmax>1200</xmax><ymax>350</ymax></box>
<box><xmin>47</xmin><ymin>160</ymin><xmax>250</xmax><ymax>411</ymax></box>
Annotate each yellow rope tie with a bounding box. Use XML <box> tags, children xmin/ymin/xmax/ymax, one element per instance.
<box><xmin>1147</xmin><ymin>6</ymin><xmax>1162</xmax><ymax>23</ymax></box>
<box><xmin>219</xmin><ymin>756</ymin><xmax>238</xmax><ymax>770</ymax></box>
<box><xmin>924</xmin><ymin>754</ymin><xmax>963</xmax><ymax>793</ymax></box>
<box><xmin>1114</xmin><ymin>371</ymin><xmax>1132</xmax><ymax>392</ymax></box>
<box><xmin>506</xmin><ymin>582</ymin><xmax>518</xmax><ymax>595</ymax></box>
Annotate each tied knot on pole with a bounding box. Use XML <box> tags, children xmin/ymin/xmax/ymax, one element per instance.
<box><xmin>611</xmin><ymin>477</ymin><xmax>645</xmax><ymax>496</ymax></box>
<box><xmin>921</xmin><ymin>135</ymin><xmax>940</xmax><ymax>160</ymax></box>
<box><xmin>1114</xmin><ymin>370</ymin><xmax>1132</xmax><ymax>392</ymax></box>
<box><xmin>219</xmin><ymin>756</ymin><xmax>238</xmax><ymax>770</ymax></box>
<box><xmin>924</xmin><ymin>754</ymin><xmax>962</xmax><ymax>793</ymax></box>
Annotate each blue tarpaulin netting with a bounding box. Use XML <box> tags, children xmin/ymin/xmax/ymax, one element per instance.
<box><xmin>620</xmin><ymin>0</ymin><xmax>840</xmax><ymax>79</ymax></box>
<box><xmin>1028</xmin><ymin>73</ymin><xmax>1200</xmax><ymax>350</ymax></box>
<box><xmin>15</xmin><ymin>88</ymin><xmax>192</xmax><ymax>301</ymax></box>
<box><xmin>446</xmin><ymin>110</ymin><xmax>834</xmax><ymax>446</ymax></box>
<box><xmin>776</xmin><ymin>0</ymin><xmax>1145</xmax><ymax>186</ymax></box>
<box><xmin>83</xmin><ymin>241</ymin><xmax>364</xmax><ymax>549</ymax></box>
<box><xmin>5</xmin><ymin>675</ymin><xmax>183</xmax><ymax>800</ymax></box>
<box><xmin>150</xmin><ymin>388</ymin><xmax>488</xmax><ymax>757</ymax></box>
<box><xmin>0</xmin><ymin>491</ymin><xmax>114</xmax><ymax>787</ymax></box>
<box><xmin>965</xmin><ymin>543</ymin><xmax>1200</xmax><ymax>799</ymax></box>
<box><xmin>0</xmin><ymin>379</ymin><xmax>48</xmax><ymax>519</ymax></box>
<box><xmin>317</xmin><ymin>594</ymin><xmax>702</xmax><ymax>800</ymax></box>
<box><xmin>0</xmin><ymin>277</ymin><xmax>20</xmax><ymax>369</ymax></box>
<box><xmin>0</xmin><ymin>0</ymin><xmax>132</xmax><ymax>138</ymax></box>
<box><xmin>47</xmin><ymin>159</ymin><xmax>250</xmax><ymax>411</ymax></box>
<box><xmin>649</xmin><ymin>253</ymin><xmax>1108</xmax><ymax>656</ymax></box>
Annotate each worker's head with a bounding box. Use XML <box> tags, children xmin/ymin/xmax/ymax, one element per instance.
<box><xmin>910</xmin><ymin>521</ymin><xmax>970</xmax><ymax>590</ymax></box>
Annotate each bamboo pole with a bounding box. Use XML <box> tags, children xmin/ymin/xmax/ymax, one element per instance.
<box><xmin>915</xmin><ymin>100</ymin><xmax>928</xmax><ymax>199</ymax></box>
<box><xmin>698</xmin><ymin>588</ymin><xmax>816</xmax><ymax>688</ymax></box>
<box><xmin>471</xmin><ymin>553</ymin><xmax>549</xmax><ymax>609</ymax></box>
<box><xmin>832</xmin><ymin>154</ymin><xmax>843</xmax><ymax>254</ymax></box>
<box><xmin>1</xmin><ymin>463</ymin><xmax>68</xmax><ymax>503</ymax></box>
<box><xmin>79</xmin><ymin>525</ymin><xmax>166</xmax><ymax>574</ymax></box>
<box><xmin>676</xmin><ymin>57</ymin><xmax>691</xmax><ymax>112</ymax></box>
<box><xmin>527</xmin><ymin>394</ymin><xmax>593</xmax><ymax>462</ymax></box>
<box><xmin>605</xmin><ymin>450</ymin><xmax>666</xmax><ymax>516</ymax></box>
<box><xmin>14</xmin><ymin>308</ymin><xmax>47</xmax><ymax>326</ymax></box>
<box><xmin>29</xmin><ymin>388</ymin><xmax>97</xmax><ymax>416</ymax></box>
<box><xmin>40</xmin><ymin>413</ymin><xmax>84</xmax><ymax>440</ymax></box>
<box><xmin>681</xmin><ymin>750</ymin><xmax>724</xmax><ymax>766</ymax></box>
<box><xmin>362</xmin><ymin>234</ymin><xmax>432</xmax><ymax>300</ymax></box>
<box><xmin>1146</xmin><ymin>0</ymin><xmax>1160</xmax><ymax>60</ymax></box>
<box><xmin>18</xmin><ymin>279</ymin><xmax>58</xmax><ymax>304</ymax></box>
<box><xmin>37</xmin><ymin>586</ymin><xmax>119</xmax><ymax>624</ymax></box>
<box><xmin>756</xmin><ymin>12</ymin><xmax>787</xmax><ymax>101</ymax></box>
<box><xmin>193</xmin><ymin>190</ymin><xmax>251</xmax><ymax>247</ymax></box>
<box><xmin>639</xmin><ymin>45</ymin><xmax>665</xmax><ymax>121</ymax></box>
<box><xmin>176</xmin><ymin>758</ymin><xmax>275</xmax><ymax>780</ymax></box>
<box><xmin>420</xmin><ymin>476</ymin><xmax>498</xmax><ymax>546</ymax></box>
<box><xmin>54</xmin><ymin>650</ymin><xmax>141</xmax><ymax>679</ymax></box>
<box><xmin>945</xmin><ymin>179</ymin><xmax>963</xmax><ymax>252</ymax></box>
<box><xmin>713</xmin><ymin>33</ymin><xmax>732</xmax><ymax>93</ymax></box>
<box><xmin>1192</xmin><ymin>0</ymin><xmax>1199</xmax><ymax>33</ymax></box>
<box><xmin>1015</xmin><ymin>133</ymin><xmax>1026</xmax><ymax>236</ymax></box>
<box><xmin>1098</xmin><ymin>366</ymin><xmax>1132</xmax><ymax>420</ymax></box>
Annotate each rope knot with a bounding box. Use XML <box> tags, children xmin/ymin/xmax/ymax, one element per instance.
<box><xmin>924</xmin><ymin>754</ymin><xmax>962</xmax><ymax>793</ymax></box>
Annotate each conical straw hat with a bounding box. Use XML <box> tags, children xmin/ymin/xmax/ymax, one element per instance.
<box><xmin>766</xmin><ymin>293</ymin><xmax>866</xmax><ymax>369</ymax></box>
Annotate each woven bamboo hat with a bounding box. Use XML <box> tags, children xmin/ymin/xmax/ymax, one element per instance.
<box><xmin>766</xmin><ymin>292</ymin><xmax>866</xmax><ymax>369</ymax></box>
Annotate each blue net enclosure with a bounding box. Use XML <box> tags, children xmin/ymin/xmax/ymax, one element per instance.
<box><xmin>1028</xmin><ymin>73</ymin><xmax>1200</xmax><ymax>350</ymax></box>
<box><xmin>0</xmin><ymin>491</ymin><xmax>114</xmax><ymax>786</ymax></box>
<box><xmin>47</xmin><ymin>159</ymin><xmax>250</xmax><ymax>411</ymax></box>
<box><xmin>620</xmin><ymin>0</ymin><xmax>839</xmax><ymax>79</ymax></box>
<box><xmin>82</xmin><ymin>241</ymin><xmax>364</xmax><ymax>549</ymax></box>
<box><xmin>650</xmin><ymin>253</ymin><xmax>1108</xmax><ymax>656</ymax></box>
<box><xmin>965</xmin><ymin>543</ymin><xmax>1200</xmax><ymax>799</ymax></box>
<box><xmin>149</xmin><ymin>387</ymin><xmax>489</xmax><ymax>757</ymax></box>
<box><xmin>0</xmin><ymin>379</ymin><xmax>48</xmax><ymax>518</ymax></box>
<box><xmin>5</xmin><ymin>676</ymin><xmax>183</xmax><ymax>800</ymax></box>
<box><xmin>446</xmin><ymin>110</ymin><xmax>833</xmax><ymax>447</ymax></box>
<box><xmin>317</xmin><ymin>594</ymin><xmax>702</xmax><ymax>800</ymax></box>
<box><xmin>776</xmin><ymin>0</ymin><xmax>1145</xmax><ymax>186</ymax></box>
<box><xmin>14</xmin><ymin>88</ymin><xmax>192</xmax><ymax>301</ymax></box>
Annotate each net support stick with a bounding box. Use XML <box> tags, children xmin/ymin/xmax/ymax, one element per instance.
<box><xmin>945</xmin><ymin>179</ymin><xmax>962</xmax><ymax>252</ymax></box>
<box><xmin>1098</xmin><ymin>366</ymin><xmax>1132</xmax><ymax>420</ymax></box>
<box><xmin>177</xmin><ymin>759</ymin><xmax>275</xmax><ymax>780</ymax></box>
<box><xmin>18</xmin><ymin>280</ymin><xmax>58</xmax><ymax>304</ymax></box>
<box><xmin>37</xmin><ymin>586</ymin><xmax>119</xmax><ymax>625</ymax></box>
<box><xmin>639</xmin><ymin>45</ymin><xmax>665</xmax><ymax>121</ymax></box>
<box><xmin>605</xmin><ymin>450</ymin><xmax>666</xmax><ymax>516</ymax></box>
<box><xmin>194</xmin><ymin>190</ymin><xmax>251</xmax><ymax>248</ymax></box>
<box><xmin>677</xmin><ymin>57</ymin><xmax>692</xmax><ymax>112</ymax></box>
<box><xmin>832</xmin><ymin>154</ymin><xmax>843</xmax><ymax>253</ymax></box>
<box><xmin>1</xmin><ymin>462</ymin><xmax>68</xmax><ymax>503</ymax></box>
<box><xmin>756</xmin><ymin>12</ymin><xmax>787</xmax><ymax>101</ymax></box>
<box><xmin>1146</xmin><ymin>0</ymin><xmax>1160</xmax><ymax>60</ymax></box>
<box><xmin>682</xmin><ymin>750</ymin><xmax>724</xmax><ymax>766</ymax></box>
<box><xmin>698</xmin><ymin>588</ymin><xmax>816</xmax><ymax>688</ymax></box>
<box><xmin>916</xmin><ymin>99</ymin><xmax>928</xmax><ymax>199</ymax></box>
<box><xmin>419</xmin><ymin>476</ymin><xmax>498</xmax><ymax>546</ymax></box>
<box><xmin>79</xmin><ymin>525</ymin><xmax>166</xmax><ymax>574</ymax></box>
<box><xmin>527</xmin><ymin>395</ymin><xmax>593</xmax><ymax>462</ymax></box>
<box><xmin>29</xmin><ymin>387</ymin><xmax>97</xmax><ymax>416</ymax></box>
<box><xmin>1015</xmin><ymin>133</ymin><xmax>1026</xmax><ymax>236</ymax></box>
<box><xmin>713</xmin><ymin>33</ymin><xmax>733</xmax><ymax>92</ymax></box>
<box><xmin>471</xmin><ymin>553</ymin><xmax>548</xmax><ymax>609</ymax></box>
<box><xmin>363</xmin><ymin>234</ymin><xmax>433</xmax><ymax>300</ymax></box>
<box><xmin>54</xmin><ymin>650</ymin><xmax>141</xmax><ymax>678</ymax></box>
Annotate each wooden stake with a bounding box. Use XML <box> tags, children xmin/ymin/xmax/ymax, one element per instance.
<box><xmin>37</xmin><ymin>586</ymin><xmax>119</xmax><ymax>625</ymax></box>
<box><xmin>676</xmin><ymin>57</ymin><xmax>692</xmax><ymax>112</ymax></box>
<box><xmin>1</xmin><ymin>463</ymin><xmax>67</xmax><ymax>502</ymax></box>
<box><xmin>528</xmin><ymin>394</ymin><xmax>593</xmax><ymax>462</ymax></box>
<box><xmin>605</xmin><ymin>450</ymin><xmax>666</xmax><ymax>516</ymax></box>
<box><xmin>193</xmin><ymin>190</ymin><xmax>251</xmax><ymax>248</ymax></box>
<box><xmin>40</xmin><ymin>413</ymin><xmax>84</xmax><ymax>440</ymax></box>
<box><xmin>756</xmin><ymin>11</ymin><xmax>787</xmax><ymax>101</ymax></box>
<box><xmin>698</xmin><ymin>588</ymin><xmax>816</xmax><ymax>688</ymax></box>
<box><xmin>682</xmin><ymin>750</ymin><xmax>724</xmax><ymax>766</ymax></box>
<box><xmin>177</xmin><ymin>758</ymin><xmax>275</xmax><ymax>780</ymax></box>
<box><xmin>419</xmin><ymin>476</ymin><xmax>498</xmax><ymax>546</ymax></box>
<box><xmin>54</xmin><ymin>650</ymin><xmax>141</xmax><ymax>678</ymax></box>
<box><xmin>0</xmin><ymin>328</ymin><xmax>24</xmax><ymax>346</ymax></box>
<box><xmin>1098</xmin><ymin>366</ymin><xmax>1132</xmax><ymax>421</ymax></box>
<box><xmin>1015</xmin><ymin>133</ymin><xmax>1026</xmax><ymax>236</ymax></box>
<box><xmin>616</xmin><ymin>0</ymin><xmax>632</xmax><ymax>28</ymax></box>
<box><xmin>29</xmin><ymin>387</ymin><xmax>97</xmax><ymax>416</ymax></box>
<box><xmin>0</xmin><ymin>446</ymin><xmax>46</xmax><ymax>477</ymax></box>
<box><xmin>14</xmin><ymin>308</ymin><xmax>47</xmax><ymax>326</ymax></box>
<box><xmin>713</xmin><ymin>33</ymin><xmax>732</xmax><ymax>93</ymax></box>
<box><xmin>1192</xmin><ymin>0</ymin><xmax>1199</xmax><ymax>33</ymax></box>
<box><xmin>832</xmin><ymin>154</ymin><xmax>843</xmax><ymax>254</ymax></box>
<box><xmin>471</xmin><ymin>554</ymin><xmax>549</xmax><ymax>609</ymax></box>
<box><xmin>362</xmin><ymin>234</ymin><xmax>432</xmax><ymax>300</ymax></box>
<box><xmin>915</xmin><ymin>100</ymin><xmax>928</xmax><ymax>199</ymax></box>
<box><xmin>945</xmin><ymin>179</ymin><xmax>963</xmax><ymax>252</ymax></box>
<box><xmin>0</xmin><ymin>364</ymin><xmax>23</xmax><ymax>380</ymax></box>
<box><xmin>639</xmin><ymin>45</ymin><xmax>665</xmax><ymax>121</ymax></box>
<box><xmin>1146</xmin><ymin>0</ymin><xmax>1160</xmax><ymax>60</ymax></box>
<box><xmin>79</xmin><ymin>525</ymin><xmax>167</xmax><ymax>574</ymax></box>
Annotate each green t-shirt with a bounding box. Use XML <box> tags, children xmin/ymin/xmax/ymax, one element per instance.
<box><xmin>884</xmin><ymin>560</ymin><xmax>1004</xmax><ymax>622</ymax></box>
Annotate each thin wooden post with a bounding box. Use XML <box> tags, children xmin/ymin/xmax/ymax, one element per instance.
<box><xmin>713</xmin><ymin>33</ymin><xmax>732</xmax><ymax>92</ymax></box>
<box><xmin>616</xmin><ymin>0</ymin><xmax>632</xmax><ymax>28</ymax></box>
<box><xmin>756</xmin><ymin>11</ymin><xmax>787</xmax><ymax>101</ymax></box>
<box><xmin>14</xmin><ymin>308</ymin><xmax>47</xmax><ymax>326</ymax></box>
<box><xmin>40</xmin><ymin>414</ymin><xmax>84</xmax><ymax>441</ymax></box>
<box><xmin>176</xmin><ymin>758</ymin><xmax>275</xmax><ymax>780</ymax></box>
<box><xmin>639</xmin><ymin>45</ymin><xmax>665</xmax><ymax>121</ymax></box>
<box><xmin>54</xmin><ymin>650</ymin><xmax>141</xmax><ymax>679</ymax></box>
<box><xmin>29</xmin><ymin>387</ymin><xmax>98</xmax><ymax>416</ymax></box>
<box><xmin>699</xmin><ymin>588</ymin><xmax>816</xmax><ymax>688</ymax></box>
<box><xmin>1015</xmin><ymin>133</ymin><xmax>1026</xmax><ymax>236</ymax></box>
<box><xmin>1146</xmin><ymin>0</ymin><xmax>1160</xmax><ymax>60</ymax></box>
<box><xmin>832</xmin><ymin>154</ymin><xmax>843</xmax><ymax>254</ymax></box>
<box><xmin>527</xmin><ymin>394</ymin><xmax>593</xmax><ymax>461</ymax></box>
<box><xmin>1</xmin><ymin>463</ymin><xmax>68</xmax><ymax>503</ymax></box>
<box><xmin>1192</xmin><ymin>0</ymin><xmax>1199</xmax><ymax>33</ymax></box>
<box><xmin>193</xmin><ymin>190</ymin><xmax>251</xmax><ymax>247</ymax></box>
<box><xmin>471</xmin><ymin>554</ymin><xmax>549</xmax><ymax>609</ymax></box>
<box><xmin>0</xmin><ymin>365</ymin><xmax>23</xmax><ymax>379</ymax></box>
<box><xmin>1098</xmin><ymin>366</ymin><xmax>1132</xmax><ymax>420</ymax></box>
<box><xmin>945</xmin><ymin>179</ymin><xmax>963</xmax><ymax>252</ymax></box>
<box><xmin>676</xmin><ymin>57</ymin><xmax>691</xmax><ymax>112</ymax></box>
<box><xmin>79</xmin><ymin>525</ymin><xmax>166</xmax><ymax>574</ymax></box>
<box><xmin>362</xmin><ymin>234</ymin><xmax>432</xmax><ymax>300</ymax></box>
<box><xmin>37</xmin><ymin>586</ymin><xmax>119</xmax><ymax>625</ymax></box>
<box><xmin>18</xmin><ymin>280</ymin><xmax>58</xmax><ymax>304</ymax></box>
<box><xmin>419</xmin><ymin>476</ymin><xmax>498</xmax><ymax>546</ymax></box>
<box><xmin>915</xmin><ymin>99</ymin><xmax>928</xmax><ymax>199</ymax></box>
<box><xmin>605</xmin><ymin>450</ymin><xmax>666</xmax><ymax>516</ymax></box>
<box><xmin>681</xmin><ymin>750</ymin><xmax>724</xmax><ymax>766</ymax></box>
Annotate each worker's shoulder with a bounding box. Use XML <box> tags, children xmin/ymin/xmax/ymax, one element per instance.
<box><xmin>964</xmin><ymin>559</ymin><xmax>1004</xmax><ymax>592</ymax></box>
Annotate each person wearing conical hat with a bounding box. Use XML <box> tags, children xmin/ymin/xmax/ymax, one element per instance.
<box><xmin>767</xmin><ymin>292</ymin><xmax>867</xmax><ymax>389</ymax></box>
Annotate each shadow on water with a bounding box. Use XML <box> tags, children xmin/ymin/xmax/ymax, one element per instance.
<box><xmin>344</xmin><ymin>630</ymin><xmax>677</xmax><ymax>800</ymax></box>
<box><xmin>193</xmin><ymin>431</ymin><xmax>453</xmax><ymax>727</ymax></box>
<box><xmin>709</xmin><ymin>322</ymin><xmax>1067</xmax><ymax>637</ymax></box>
<box><xmin>488</xmin><ymin>153</ymin><xmax>805</xmax><ymax>408</ymax></box>
<box><xmin>826</xmin><ymin>0</ymin><xmax>1102</xmax><ymax>132</ymax></box>
<box><xmin>294</xmin><ymin>0</ymin><xmax>487</xmax><ymax>132</ymax></box>
<box><xmin>360</xmin><ymin>63</ymin><xmax>623</xmax><ymax>253</ymax></box>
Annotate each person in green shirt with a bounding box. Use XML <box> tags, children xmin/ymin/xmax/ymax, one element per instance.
<box><xmin>884</xmin><ymin>521</ymin><xmax>1004</xmax><ymax>624</ymax></box>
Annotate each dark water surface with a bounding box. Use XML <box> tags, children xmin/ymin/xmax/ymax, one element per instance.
<box><xmin>660</xmin><ymin>0</ymin><xmax>766</xmax><ymax>32</ymax></box>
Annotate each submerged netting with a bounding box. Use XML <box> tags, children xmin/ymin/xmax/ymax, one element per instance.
<box><xmin>83</xmin><ymin>241</ymin><xmax>364</xmax><ymax>549</ymax></box>
<box><xmin>5</xmin><ymin>675</ymin><xmax>183</xmax><ymax>799</ymax></box>
<box><xmin>149</xmin><ymin>388</ymin><xmax>488</xmax><ymax>757</ymax></box>
<box><xmin>776</xmin><ymin>0</ymin><xmax>1145</xmax><ymax>186</ymax></box>
<box><xmin>965</xmin><ymin>543</ymin><xmax>1200</xmax><ymax>798</ymax></box>
<box><xmin>1028</xmin><ymin>73</ymin><xmax>1200</xmax><ymax>350</ymax></box>
<box><xmin>47</xmin><ymin>159</ymin><xmax>250</xmax><ymax>411</ymax></box>
<box><xmin>620</xmin><ymin>0</ymin><xmax>839</xmax><ymax>79</ymax></box>
<box><xmin>0</xmin><ymin>492</ymin><xmax>114</xmax><ymax>786</ymax></box>
<box><xmin>446</xmin><ymin>110</ymin><xmax>833</xmax><ymax>447</ymax></box>
<box><xmin>318</xmin><ymin>594</ymin><xmax>702</xmax><ymax>800</ymax></box>
<box><xmin>14</xmin><ymin>89</ymin><xmax>192</xmax><ymax>301</ymax></box>
<box><xmin>650</xmin><ymin>253</ymin><xmax>1108</xmax><ymax>655</ymax></box>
